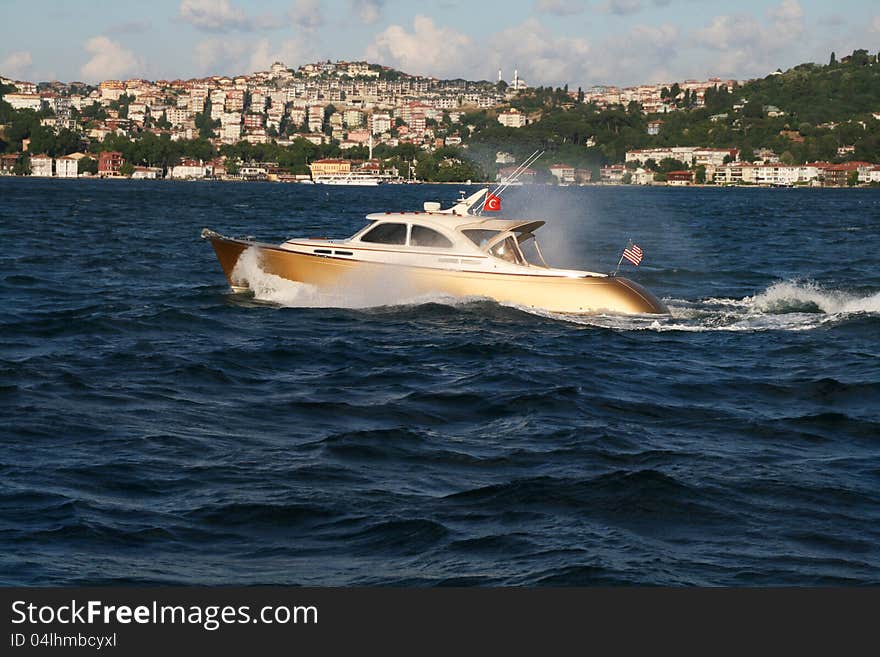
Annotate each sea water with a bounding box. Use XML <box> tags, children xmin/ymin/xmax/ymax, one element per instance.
<box><xmin>1</xmin><ymin>178</ymin><xmax>878</xmax><ymax>585</ymax></box>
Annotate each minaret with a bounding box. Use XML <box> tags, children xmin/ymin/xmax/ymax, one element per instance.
<box><xmin>514</xmin><ymin>69</ymin><xmax>519</xmax><ymax>89</ymax></box>
<box><xmin>498</xmin><ymin>69</ymin><xmax>502</xmax><ymax>83</ymax></box>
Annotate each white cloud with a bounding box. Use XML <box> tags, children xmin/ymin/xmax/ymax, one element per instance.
<box><xmin>488</xmin><ymin>19</ymin><xmax>591</xmax><ymax>86</ymax></box>
<box><xmin>289</xmin><ymin>0</ymin><xmax>324</xmax><ymax>29</ymax></box>
<box><xmin>578</xmin><ymin>22</ymin><xmax>680</xmax><ymax>84</ymax></box>
<box><xmin>694</xmin><ymin>14</ymin><xmax>758</xmax><ymax>52</ymax></box>
<box><xmin>80</xmin><ymin>36</ymin><xmax>139</xmax><ymax>81</ymax></box>
<box><xmin>767</xmin><ymin>0</ymin><xmax>804</xmax><ymax>44</ymax></box>
<box><xmin>535</xmin><ymin>0</ymin><xmax>586</xmax><ymax>16</ymax></box>
<box><xmin>248</xmin><ymin>38</ymin><xmax>313</xmax><ymax>72</ymax></box>
<box><xmin>365</xmin><ymin>16</ymin><xmax>473</xmax><ymax>78</ymax></box>
<box><xmin>1</xmin><ymin>50</ymin><xmax>33</xmax><ymax>79</ymax></box>
<box><xmin>195</xmin><ymin>37</ymin><xmax>314</xmax><ymax>76</ymax></box>
<box><xmin>180</xmin><ymin>0</ymin><xmax>250</xmax><ymax>31</ymax></box>
<box><xmin>350</xmin><ymin>0</ymin><xmax>386</xmax><ymax>24</ymax></box>
<box><xmin>692</xmin><ymin>0</ymin><xmax>804</xmax><ymax>77</ymax></box>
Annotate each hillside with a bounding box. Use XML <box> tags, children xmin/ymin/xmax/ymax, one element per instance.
<box><xmin>463</xmin><ymin>49</ymin><xmax>880</xmax><ymax>176</ymax></box>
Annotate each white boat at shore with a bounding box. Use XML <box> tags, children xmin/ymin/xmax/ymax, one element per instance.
<box><xmin>312</xmin><ymin>171</ymin><xmax>390</xmax><ymax>186</ymax></box>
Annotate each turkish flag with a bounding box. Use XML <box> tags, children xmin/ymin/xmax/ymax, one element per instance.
<box><xmin>483</xmin><ymin>193</ymin><xmax>502</xmax><ymax>212</ymax></box>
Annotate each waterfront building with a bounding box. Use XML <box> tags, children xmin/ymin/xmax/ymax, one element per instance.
<box><xmin>309</xmin><ymin>159</ymin><xmax>352</xmax><ymax>177</ymax></box>
<box><xmin>0</xmin><ymin>154</ymin><xmax>19</xmax><ymax>174</ymax></box>
<box><xmin>170</xmin><ymin>158</ymin><xmax>208</xmax><ymax>179</ymax></box>
<box><xmin>30</xmin><ymin>154</ymin><xmax>53</xmax><ymax>177</ymax></box>
<box><xmin>549</xmin><ymin>164</ymin><xmax>576</xmax><ymax>184</ymax></box>
<box><xmin>56</xmin><ymin>155</ymin><xmax>79</xmax><ymax>178</ymax></box>
<box><xmin>131</xmin><ymin>166</ymin><xmax>162</xmax><ymax>179</ymax></box>
<box><xmin>667</xmin><ymin>170</ymin><xmax>694</xmax><ymax>185</ymax></box>
<box><xmin>98</xmin><ymin>151</ymin><xmax>124</xmax><ymax>177</ymax></box>
<box><xmin>497</xmin><ymin>166</ymin><xmax>536</xmax><ymax>183</ymax></box>
<box><xmin>630</xmin><ymin>168</ymin><xmax>654</xmax><ymax>185</ymax></box>
<box><xmin>600</xmin><ymin>164</ymin><xmax>627</xmax><ymax>183</ymax></box>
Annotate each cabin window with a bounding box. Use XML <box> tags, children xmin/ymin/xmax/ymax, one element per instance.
<box><xmin>410</xmin><ymin>225</ymin><xmax>453</xmax><ymax>248</ymax></box>
<box><xmin>360</xmin><ymin>222</ymin><xmax>408</xmax><ymax>245</ymax></box>
<box><xmin>462</xmin><ymin>229</ymin><xmax>502</xmax><ymax>249</ymax></box>
<box><xmin>490</xmin><ymin>236</ymin><xmax>526</xmax><ymax>265</ymax></box>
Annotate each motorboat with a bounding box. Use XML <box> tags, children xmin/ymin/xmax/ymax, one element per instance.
<box><xmin>201</xmin><ymin>186</ymin><xmax>668</xmax><ymax>315</ymax></box>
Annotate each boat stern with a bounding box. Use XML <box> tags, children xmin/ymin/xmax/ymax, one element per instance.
<box><xmin>604</xmin><ymin>275</ymin><xmax>669</xmax><ymax>314</ymax></box>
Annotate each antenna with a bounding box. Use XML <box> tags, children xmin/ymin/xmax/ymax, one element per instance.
<box><xmin>491</xmin><ymin>149</ymin><xmax>543</xmax><ymax>197</ymax></box>
<box><xmin>471</xmin><ymin>150</ymin><xmax>544</xmax><ymax>217</ymax></box>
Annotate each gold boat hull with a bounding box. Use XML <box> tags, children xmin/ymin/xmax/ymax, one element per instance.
<box><xmin>205</xmin><ymin>234</ymin><xmax>668</xmax><ymax>315</ymax></box>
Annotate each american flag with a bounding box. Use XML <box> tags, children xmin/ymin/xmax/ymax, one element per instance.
<box><xmin>622</xmin><ymin>243</ymin><xmax>643</xmax><ymax>266</ymax></box>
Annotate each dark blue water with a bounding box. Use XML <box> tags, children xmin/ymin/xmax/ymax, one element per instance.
<box><xmin>2</xmin><ymin>178</ymin><xmax>879</xmax><ymax>585</ymax></box>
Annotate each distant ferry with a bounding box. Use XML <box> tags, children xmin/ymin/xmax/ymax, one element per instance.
<box><xmin>312</xmin><ymin>171</ymin><xmax>389</xmax><ymax>186</ymax></box>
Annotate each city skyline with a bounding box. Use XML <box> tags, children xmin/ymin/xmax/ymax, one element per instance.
<box><xmin>2</xmin><ymin>0</ymin><xmax>880</xmax><ymax>88</ymax></box>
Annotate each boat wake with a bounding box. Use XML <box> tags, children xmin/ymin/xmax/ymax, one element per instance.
<box><xmin>532</xmin><ymin>281</ymin><xmax>880</xmax><ymax>332</ymax></box>
<box><xmin>228</xmin><ymin>251</ymin><xmax>878</xmax><ymax>331</ymax></box>
<box><xmin>229</xmin><ymin>246</ymin><xmax>469</xmax><ymax>309</ymax></box>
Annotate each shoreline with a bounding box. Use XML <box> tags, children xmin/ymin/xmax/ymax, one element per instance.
<box><xmin>1</xmin><ymin>175</ymin><xmax>877</xmax><ymax>189</ymax></box>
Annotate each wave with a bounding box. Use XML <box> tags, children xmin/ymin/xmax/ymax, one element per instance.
<box><xmin>751</xmin><ymin>281</ymin><xmax>880</xmax><ymax>315</ymax></box>
<box><xmin>531</xmin><ymin>280</ymin><xmax>880</xmax><ymax>332</ymax></box>
<box><xmin>229</xmin><ymin>246</ymin><xmax>485</xmax><ymax>309</ymax></box>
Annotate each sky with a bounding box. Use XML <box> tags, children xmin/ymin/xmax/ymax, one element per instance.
<box><xmin>2</xmin><ymin>0</ymin><xmax>880</xmax><ymax>88</ymax></box>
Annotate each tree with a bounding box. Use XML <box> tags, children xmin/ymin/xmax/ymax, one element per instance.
<box><xmin>79</xmin><ymin>157</ymin><xmax>98</xmax><ymax>175</ymax></box>
<box><xmin>829</xmin><ymin>51</ymin><xmax>836</xmax><ymax>66</ymax></box>
<box><xmin>120</xmin><ymin>162</ymin><xmax>135</xmax><ymax>177</ymax></box>
<box><xmin>743</xmin><ymin>101</ymin><xmax>763</xmax><ymax>118</ymax></box>
<box><xmin>850</xmin><ymin>49</ymin><xmax>870</xmax><ymax>67</ymax></box>
<box><xmin>195</xmin><ymin>98</ymin><xmax>219</xmax><ymax>139</ymax></box>
<box><xmin>847</xmin><ymin>170</ymin><xmax>859</xmax><ymax>186</ymax></box>
<box><xmin>657</xmin><ymin>157</ymin><xmax>688</xmax><ymax>173</ymax></box>
<box><xmin>12</xmin><ymin>154</ymin><xmax>30</xmax><ymax>175</ymax></box>
<box><xmin>694</xmin><ymin>165</ymin><xmax>706</xmax><ymax>184</ymax></box>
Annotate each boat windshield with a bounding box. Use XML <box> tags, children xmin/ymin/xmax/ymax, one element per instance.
<box><xmin>489</xmin><ymin>235</ymin><xmax>526</xmax><ymax>265</ymax></box>
<box><xmin>462</xmin><ymin>229</ymin><xmax>502</xmax><ymax>249</ymax></box>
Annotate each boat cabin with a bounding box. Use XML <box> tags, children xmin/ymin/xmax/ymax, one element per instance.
<box><xmin>350</xmin><ymin>212</ymin><xmax>549</xmax><ymax>268</ymax></box>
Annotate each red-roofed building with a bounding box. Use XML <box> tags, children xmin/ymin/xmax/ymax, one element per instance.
<box><xmin>497</xmin><ymin>166</ymin><xmax>536</xmax><ymax>183</ymax></box>
<box><xmin>666</xmin><ymin>170</ymin><xmax>694</xmax><ymax>185</ymax></box>
<box><xmin>549</xmin><ymin>163</ymin><xmax>576</xmax><ymax>184</ymax></box>
<box><xmin>0</xmin><ymin>153</ymin><xmax>20</xmax><ymax>174</ymax></box>
<box><xmin>820</xmin><ymin>161</ymin><xmax>871</xmax><ymax>187</ymax></box>
<box><xmin>98</xmin><ymin>151</ymin><xmax>124</xmax><ymax>177</ymax></box>
<box><xmin>309</xmin><ymin>158</ymin><xmax>352</xmax><ymax>177</ymax></box>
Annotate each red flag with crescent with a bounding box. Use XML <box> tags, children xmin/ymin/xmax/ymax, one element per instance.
<box><xmin>483</xmin><ymin>192</ymin><xmax>502</xmax><ymax>212</ymax></box>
